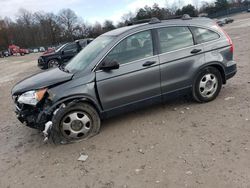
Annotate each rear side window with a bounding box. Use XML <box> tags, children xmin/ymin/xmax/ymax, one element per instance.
<box><xmin>157</xmin><ymin>27</ymin><xmax>194</xmax><ymax>53</ymax></box>
<box><xmin>104</xmin><ymin>30</ymin><xmax>153</xmax><ymax>65</ymax></box>
<box><xmin>191</xmin><ymin>27</ymin><xmax>220</xmax><ymax>44</ymax></box>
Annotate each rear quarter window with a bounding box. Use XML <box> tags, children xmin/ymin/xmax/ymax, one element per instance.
<box><xmin>190</xmin><ymin>27</ymin><xmax>220</xmax><ymax>44</ymax></box>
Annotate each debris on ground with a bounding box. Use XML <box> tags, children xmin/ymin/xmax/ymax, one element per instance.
<box><xmin>185</xmin><ymin>171</ymin><xmax>193</xmax><ymax>175</ymax></box>
<box><xmin>138</xmin><ymin>149</ymin><xmax>144</xmax><ymax>154</ymax></box>
<box><xmin>224</xmin><ymin>97</ymin><xmax>235</xmax><ymax>101</ymax></box>
<box><xmin>135</xmin><ymin>168</ymin><xmax>142</xmax><ymax>174</ymax></box>
<box><xmin>78</xmin><ymin>154</ymin><xmax>88</xmax><ymax>162</ymax></box>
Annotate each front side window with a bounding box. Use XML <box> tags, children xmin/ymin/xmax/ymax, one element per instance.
<box><xmin>103</xmin><ymin>30</ymin><xmax>153</xmax><ymax>65</ymax></box>
<box><xmin>157</xmin><ymin>26</ymin><xmax>194</xmax><ymax>53</ymax></box>
<box><xmin>191</xmin><ymin>27</ymin><xmax>220</xmax><ymax>44</ymax></box>
<box><xmin>63</xmin><ymin>43</ymin><xmax>77</xmax><ymax>51</ymax></box>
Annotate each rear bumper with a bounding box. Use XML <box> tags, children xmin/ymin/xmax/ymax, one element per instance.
<box><xmin>225</xmin><ymin>62</ymin><xmax>237</xmax><ymax>80</ymax></box>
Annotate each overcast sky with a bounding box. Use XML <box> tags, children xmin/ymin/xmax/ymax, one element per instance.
<box><xmin>0</xmin><ymin>0</ymin><xmax>196</xmax><ymax>24</ymax></box>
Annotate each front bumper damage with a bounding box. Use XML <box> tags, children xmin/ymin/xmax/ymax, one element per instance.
<box><xmin>14</xmin><ymin>102</ymin><xmax>50</xmax><ymax>130</ymax></box>
<box><xmin>14</xmin><ymin>98</ymin><xmax>67</xmax><ymax>142</ymax></box>
<box><xmin>14</xmin><ymin>98</ymin><xmax>56</xmax><ymax>142</ymax></box>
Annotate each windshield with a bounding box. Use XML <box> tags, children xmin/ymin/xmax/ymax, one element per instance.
<box><xmin>65</xmin><ymin>36</ymin><xmax>114</xmax><ymax>73</ymax></box>
<box><xmin>55</xmin><ymin>44</ymin><xmax>67</xmax><ymax>53</ymax></box>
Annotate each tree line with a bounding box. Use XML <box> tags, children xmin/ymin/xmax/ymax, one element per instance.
<box><xmin>0</xmin><ymin>0</ymin><xmax>249</xmax><ymax>50</ymax></box>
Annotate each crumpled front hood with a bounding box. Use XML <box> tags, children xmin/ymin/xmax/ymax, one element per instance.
<box><xmin>12</xmin><ymin>68</ymin><xmax>73</xmax><ymax>95</ymax></box>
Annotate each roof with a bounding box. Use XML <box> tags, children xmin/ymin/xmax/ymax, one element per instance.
<box><xmin>103</xmin><ymin>24</ymin><xmax>146</xmax><ymax>36</ymax></box>
<box><xmin>103</xmin><ymin>17</ymin><xmax>214</xmax><ymax>37</ymax></box>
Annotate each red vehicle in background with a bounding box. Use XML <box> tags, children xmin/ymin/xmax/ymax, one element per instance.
<box><xmin>9</xmin><ymin>45</ymin><xmax>29</xmax><ymax>56</ymax></box>
<box><xmin>43</xmin><ymin>47</ymin><xmax>55</xmax><ymax>55</ymax></box>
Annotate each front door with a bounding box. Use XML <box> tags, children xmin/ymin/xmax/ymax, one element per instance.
<box><xmin>62</xmin><ymin>43</ymin><xmax>78</xmax><ymax>62</ymax></box>
<box><xmin>96</xmin><ymin>30</ymin><xmax>161</xmax><ymax>111</ymax></box>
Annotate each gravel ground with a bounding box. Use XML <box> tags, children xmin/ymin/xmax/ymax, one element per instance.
<box><xmin>0</xmin><ymin>13</ymin><xmax>250</xmax><ymax>188</ymax></box>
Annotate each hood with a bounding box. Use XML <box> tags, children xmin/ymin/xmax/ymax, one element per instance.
<box><xmin>12</xmin><ymin>68</ymin><xmax>73</xmax><ymax>95</ymax></box>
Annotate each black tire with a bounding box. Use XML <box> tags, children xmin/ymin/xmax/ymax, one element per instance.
<box><xmin>48</xmin><ymin>59</ymin><xmax>59</xmax><ymax>68</ymax></box>
<box><xmin>51</xmin><ymin>102</ymin><xmax>101</xmax><ymax>144</ymax></box>
<box><xmin>192</xmin><ymin>66</ymin><xmax>222</xmax><ymax>103</ymax></box>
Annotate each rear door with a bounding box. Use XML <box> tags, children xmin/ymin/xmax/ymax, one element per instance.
<box><xmin>156</xmin><ymin>26</ymin><xmax>205</xmax><ymax>99</ymax></box>
<box><xmin>96</xmin><ymin>30</ymin><xmax>161</xmax><ymax>110</ymax></box>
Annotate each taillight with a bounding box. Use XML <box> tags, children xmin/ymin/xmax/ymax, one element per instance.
<box><xmin>215</xmin><ymin>24</ymin><xmax>234</xmax><ymax>53</ymax></box>
<box><xmin>223</xmin><ymin>29</ymin><xmax>234</xmax><ymax>53</ymax></box>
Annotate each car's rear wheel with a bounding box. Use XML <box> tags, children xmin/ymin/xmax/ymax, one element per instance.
<box><xmin>193</xmin><ymin>66</ymin><xmax>222</xmax><ymax>103</ymax></box>
<box><xmin>48</xmin><ymin>59</ymin><xmax>59</xmax><ymax>68</ymax></box>
<box><xmin>51</xmin><ymin>103</ymin><xmax>101</xmax><ymax>144</ymax></box>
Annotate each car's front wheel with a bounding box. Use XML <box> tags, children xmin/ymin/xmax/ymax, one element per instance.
<box><xmin>48</xmin><ymin>59</ymin><xmax>59</xmax><ymax>68</ymax></box>
<box><xmin>51</xmin><ymin>103</ymin><xmax>101</xmax><ymax>144</ymax></box>
<box><xmin>192</xmin><ymin>66</ymin><xmax>222</xmax><ymax>103</ymax></box>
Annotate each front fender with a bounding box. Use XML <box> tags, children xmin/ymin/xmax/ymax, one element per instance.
<box><xmin>47</xmin><ymin>95</ymin><xmax>102</xmax><ymax>115</ymax></box>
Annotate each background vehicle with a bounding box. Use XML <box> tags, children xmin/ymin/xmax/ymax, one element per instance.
<box><xmin>12</xmin><ymin>16</ymin><xmax>237</xmax><ymax>144</ymax></box>
<box><xmin>0</xmin><ymin>50</ymin><xmax>10</xmax><ymax>57</ymax></box>
<box><xmin>43</xmin><ymin>47</ymin><xmax>55</xmax><ymax>55</ymax></box>
<box><xmin>38</xmin><ymin>38</ymin><xmax>93</xmax><ymax>69</ymax></box>
<box><xmin>39</xmin><ymin>47</ymin><xmax>45</xmax><ymax>52</ymax></box>
<box><xmin>33</xmin><ymin>48</ymin><xmax>39</xmax><ymax>53</ymax></box>
<box><xmin>9</xmin><ymin>45</ymin><xmax>25</xmax><ymax>56</ymax></box>
<box><xmin>215</xmin><ymin>19</ymin><xmax>224</xmax><ymax>26</ymax></box>
<box><xmin>247</xmin><ymin>9</ymin><xmax>250</xmax><ymax>12</ymax></box>
<box><xmin>219</xmin><ymin>17</ymin><xmax>234</xmax><ymax>24</ymax></box>
<box><xmin>20</xmin><ymin>48</ymin><xmax>29</xmax><ymax>55</ymax></box>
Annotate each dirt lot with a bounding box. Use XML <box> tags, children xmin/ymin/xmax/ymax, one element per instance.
<box><xmin>0</xmin><ymin>13</ymin><xmax>250</xmax><ymax>188</ymax></box>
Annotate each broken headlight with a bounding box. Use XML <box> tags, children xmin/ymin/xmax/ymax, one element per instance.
<box><xmin>18</xmin><ymin>88</ymin><xmax>47</xmax><ymax>106</ymax></box>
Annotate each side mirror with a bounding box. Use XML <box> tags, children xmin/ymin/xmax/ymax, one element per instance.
<box><xmin>99</xmin><ymin>60</ymin><xmax>120</xmax><ymax>71</ymax></box>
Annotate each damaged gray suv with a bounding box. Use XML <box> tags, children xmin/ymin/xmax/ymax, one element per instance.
<box><xmin>11</xmin><ymin>16</ymin><xmax>237</xmax><ymax>144</ymax></box>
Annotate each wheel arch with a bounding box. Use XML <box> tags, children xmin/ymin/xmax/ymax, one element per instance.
<box><xmin>194</xmin><ymin>62</ymin><xmax>226</xmax><ymax>84</ymax></box>
<box><xmin>48</xmin><ymin>95</ymin><xmax>102</xmax><ymax>117</ymax></box>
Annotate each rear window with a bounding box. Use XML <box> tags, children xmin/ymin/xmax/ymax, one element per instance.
<box><xmin>191</xmin><ymin>27</ymin><xmax>220</xmax><ymax>44</ymax></box>
<box><xmin>157</xmin><ymin>26</ymin><xmax>194</xmax><ymax>53</ymax></box>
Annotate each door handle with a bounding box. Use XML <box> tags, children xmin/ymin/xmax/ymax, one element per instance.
<box><xmin>190</xmin><ymin>49</ymin><xmax>202</xmax><ymax>54</ymax></box>
<box><xmin>142</xmin><ymin>61</ymin><xmax>156</xmax><ymax>67</ymax></box>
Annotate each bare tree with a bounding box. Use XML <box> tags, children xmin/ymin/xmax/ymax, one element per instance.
<box><xmin>193</xmin><ymin>0</ymin><xmax>200</xmax><ymax>10</ymax></box>
<box><xmin>58</xmin><ymin>9</ymin><xmax>78</xmax><ymax>41</ymax></box>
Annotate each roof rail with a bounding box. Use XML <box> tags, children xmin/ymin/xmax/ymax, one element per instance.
<box><xmin>126</xmin><ymin>14</ymin><xmax>192</xmax><ymax>26</ymax></box>
<box><xmin>149</xmin><ymin>17</ymin><xmax>161</xmax><ymax>24</ymax></box>
<box><xmin>127</xmin><ymin>17</ymin><xmax>161</xmax><ymax>25</ymax></box>
<box><xmin>182</xmin><ymin>14</ymin><xmax>192</xmax><ymax>20</ymax></box>
<box><xmin>126</xmin><ymin>19</ymin><xmax>150</xmax><ymax>26</ymax></box>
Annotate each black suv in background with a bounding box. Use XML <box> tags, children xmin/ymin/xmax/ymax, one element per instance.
<box><xmin>38</xmin><ymin>38</ymin><xmax>93</xmax><ymax>69</ymax></box>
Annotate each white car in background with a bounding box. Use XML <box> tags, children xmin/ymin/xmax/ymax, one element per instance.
<box><xmin>39</xmin><ymin>47</ymin><xmax>45</xmax><ymax>52</ymax></box>
<box><xmin>33</xmin><ymin>49</ymin><xmax>39</xmax><ymax>53</ymax></box>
